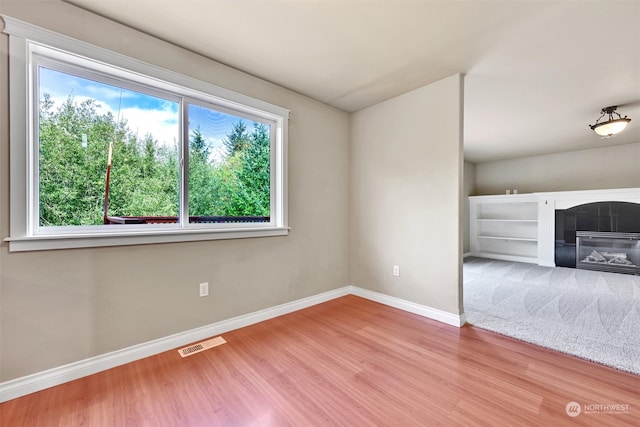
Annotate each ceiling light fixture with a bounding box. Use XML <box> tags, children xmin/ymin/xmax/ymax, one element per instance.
<box><xmin>589</xmin><ymin>106</ymin><xmax>631</xmax><ymax>137</ymax></box>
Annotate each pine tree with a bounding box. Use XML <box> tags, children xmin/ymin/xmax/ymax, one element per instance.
<box><xmin>190</xmin><ymin>127</ymin><xmax>209</xmax><ymax>162</ymax></box>
<box><xmin>222</xmin><ymin>121</ymin><xmax>249</xmax><ymax>157</ymax></box>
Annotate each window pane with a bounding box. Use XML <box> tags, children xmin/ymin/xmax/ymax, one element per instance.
<box><xmin>188</xmin><ymin>104</ymin><xmax>271</xmax><ymax>223</ymax></box>
<box><xmin>38</xmin><ymin>67</ymin><xmax>180</xmax><ymax>226</ymax></box>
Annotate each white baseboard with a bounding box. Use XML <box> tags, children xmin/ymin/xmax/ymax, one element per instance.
<box><xmin>350</xmin><ymin>286</ymin><xmax>466</xmax><ymax>327</ymax></box>
<box><xmin>0</xmin><ymin>287</ymin><xmax>350</xmax><ymax>403</ymax></box>
<box><xmin>0</xmin><ymin>285</ymin><xmax>464</xmax><ymax>403</ymax></box>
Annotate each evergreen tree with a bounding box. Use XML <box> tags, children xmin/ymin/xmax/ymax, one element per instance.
<box><xmin>38</xmin><ymin>93</ymin><xmax>272</xmax><ymax>225</ymax></box>
<box><xmin>222</xmin><ymin>121</ymin><xmax>249</xmax><ymax>157</ymax></box>
<box><xmin>188</xmin><ymin>127</ymin><xmax>217</xmax><ymax>217</ymax></box>
<box><xmin>237</xmin><ymin>123</ymin><xmax>270</xmax><ymax>216</ymax></box>
<box><xmin>39</xmin><ymin>94</ymin><xmax>180</xmax><ymax>225</ymax></box>
<box><xmin>190</xmin><ymin>127</ymin><xmax>209</xmax><ymax>162</ymax></box>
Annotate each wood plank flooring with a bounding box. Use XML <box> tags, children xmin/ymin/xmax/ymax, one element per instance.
<box><xmin>2</xmin><ymin>295</ymin><xmax>639</xmax><ymax>426</ymax></box>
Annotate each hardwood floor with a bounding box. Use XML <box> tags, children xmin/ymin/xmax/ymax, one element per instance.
<box><xmin>2</xmin><ymin>295</ymin><xmax>639</xmax><ymax>426</ymax></box>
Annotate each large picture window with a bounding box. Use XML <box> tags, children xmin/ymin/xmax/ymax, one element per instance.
<box><xmin>4</xmin><ymin>17</ymin><xmax>289</xmax><ymax>251</ymax></box>
<box><xmin>38</xmin><ymin>66</ymin><xmax>182</xmax><ymax>228</ymax></box>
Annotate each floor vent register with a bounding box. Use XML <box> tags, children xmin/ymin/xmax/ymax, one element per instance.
<box><xmin>178</xmin><ymin>336</ymin><xmax>227</xmax><ymax>358</ymax></box>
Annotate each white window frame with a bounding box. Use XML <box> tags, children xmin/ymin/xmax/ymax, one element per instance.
<box><xmin>2</xmin><ymin>16</ymin><xmax>289</xmax><ymax>252</ymax></box>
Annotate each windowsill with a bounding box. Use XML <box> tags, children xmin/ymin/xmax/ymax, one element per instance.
<box><xmin>5</xmin><ymin>227</ymin><xmax>290</xmax><ymax>252</ymax></box>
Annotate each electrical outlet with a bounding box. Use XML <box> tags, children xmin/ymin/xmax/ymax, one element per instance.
<box><xmin>393</xmin><ymin>265</ymin><xmax>400</xmax><ymax>277</ymax></box>
<box><xmin>199</xmin><ymin>282</ymin><xmax>209</xmax><ymax>297</ymax></box>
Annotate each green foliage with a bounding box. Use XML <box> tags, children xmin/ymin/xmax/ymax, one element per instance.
<box><xmin>38</xmin><ymin>95</ymin><xmax>271</xmax><ymax>227</ymax></box>
<box><xmin>39</xmin><ymin>94</ymin><xmax>117</xmax><ymax>226</ymax></box>
<box><xmin>237</xmin><ymin>123</ymin><xmax>270</xmax><ymax>215</ymax></box>
<box><xmin>188</xmin><ymin>122</ymin><xmax>270</xmax><ymax>218</ymax></box>
<box><xmin>222</xmin><ymin>121</ymin><xmax>249</xmax><ymax>157</ymax></box>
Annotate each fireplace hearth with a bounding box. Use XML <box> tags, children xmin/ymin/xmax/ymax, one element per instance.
<box><xmin>576</xmin><ymin>231</ymin><xmax>640</xmax><ymax>275</ymax></box>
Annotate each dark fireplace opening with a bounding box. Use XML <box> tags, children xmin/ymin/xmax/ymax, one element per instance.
<box><xmin>576</xmin><ymin>231</ymin><xmax>640</xmax><ymax>275</ymax></box>
<box><xmin>555</xmin><ymin>201</ymin><xmax>640</xmax><ymax>274</ymax></box>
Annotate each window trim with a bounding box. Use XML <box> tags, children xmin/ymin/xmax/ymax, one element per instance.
<box><xmin>2</xmin><ymin>16</ymin><xmax>289</xmax><ymax>252</ymax></box>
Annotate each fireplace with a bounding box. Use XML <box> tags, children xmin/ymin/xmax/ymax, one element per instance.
<box><xmin>576</xmin><ymin>231</ymin><xmax>640</xmax><ymax>275</ymax></box>
<box><xmin>555</xmin><ymin>201</ymin><xmax>640</xmax><ymax>272</ymax></box>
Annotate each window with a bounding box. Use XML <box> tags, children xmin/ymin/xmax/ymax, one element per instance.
<box><xmin>3</xmin><ymin>16</ymin><xmax>289</xmax><ymax>251</ymax></box>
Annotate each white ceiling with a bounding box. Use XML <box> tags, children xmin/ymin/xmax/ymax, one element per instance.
<box><xmin>66</xmin><ymin>0</ymin><xmax>640</xmax><ymax>163</ymax></box>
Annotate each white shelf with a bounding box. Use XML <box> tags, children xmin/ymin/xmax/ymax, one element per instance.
<box><xmin>477</xmin><ymin>235</ymin><xmax>538</xmax><ymax>242</ymax></box>
<box><xmin>477</xmin><ymin>219</ymin><xmax>538</xmax><ymax>223</ymax></box>
<box><xmin>469</xmin><ymin>194</ymin><xmax>540</xmax><ymax>264</ymax></box>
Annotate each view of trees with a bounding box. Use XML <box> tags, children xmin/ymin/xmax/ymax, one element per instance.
<box><xmin>38</xmin><ymin>93</ymin><xmax>270</xmax><ymax>227</ymax></box>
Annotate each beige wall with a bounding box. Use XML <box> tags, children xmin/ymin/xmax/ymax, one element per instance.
<box><xmin>349</xmin><ymin>74</ymin><xmax>464</xmax><ymax>314</ymax></box>
<box><xmin>0</xmin><ymin>1</ymin><xmax>350</xmax><ymax>381</ymax></box>
<box><xmin>475</xmin><ymin>142</ymin><xmax>640</xmax><ymax>195</ymax></box>
<box><xmin>463</xmin><ymin>161</ymin><xmax>476</xmax><ymax>254</ymax></box>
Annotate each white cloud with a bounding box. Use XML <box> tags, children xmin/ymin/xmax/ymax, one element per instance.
<box><xmin>45</xmin><ymin>94</ymin><xmax>179</xmax><ymax>147</ymax></box>
<box><xmin>120</xmin><ymin>105</ymin><xmax>179</xmax><ymax>147</ymax></box>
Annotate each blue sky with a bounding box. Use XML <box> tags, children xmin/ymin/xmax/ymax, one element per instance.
<box><xmin>39</xmin><ymin>67</ymin><xmax>259</xmax><ymax>159</ymax></box>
